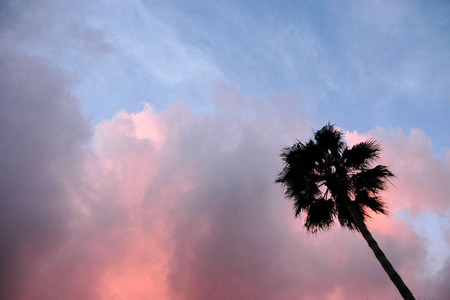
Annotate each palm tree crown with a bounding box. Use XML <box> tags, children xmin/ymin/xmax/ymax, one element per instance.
<box><xmin>276</xmin><ymin>124</ymin><xmax>416</xmax><ymax>300</ymax></box>
<box><xmin>276</xmin><ymin>124</ymin><xmax>394</xmax><ymax>233</ymax></box>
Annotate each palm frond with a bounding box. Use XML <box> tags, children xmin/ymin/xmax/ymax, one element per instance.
<box><xmin>354</xmin><ymin>190</ymin><xmax>387</xmax><ymax>215</ymax></box>
<box><xmin>343</xmin><ymin>140</ymin><xmax>381</xmax><ymax>169</ymax></box>
<box><xmin>276</xmin><ymin>142</ymin><xmax>319</xmax><ymax>180</ymax></box>
<box><xmin>276</xmin><ymin>124</ymin><xmax>394</xmax><ymax>234</ymax></box>
<box><xmin>291</xmin><ymin>180</ymin><xmax>322</xmax><ymax>215</ymax></box>
<box><xmin>352</xmin><ymin>165</ymin><xmax>395</xmax><ymax>193</ymax></box>
<box><xmin>304</xmin><ymin>199</ymin><xmax>336</xmax><ymax>233</ymax></box>
<box><xmin>314</xmin><ymin>123</ymin><xmax>345</xmax><ymax>154</ymax></box>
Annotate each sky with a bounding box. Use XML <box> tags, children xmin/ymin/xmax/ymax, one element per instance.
<box><xmin>0</xmin><ymin>0</ymin><xmax>449</xmax><ymax>299</ymax></box>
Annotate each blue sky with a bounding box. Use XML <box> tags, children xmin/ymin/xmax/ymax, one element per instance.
<box><xmin>10</xmin><ymin>0</ymin><xmax>449</xmax><ymax>154</ymax></box>
<box><xmin>1</xmin><ymin>1</ymin><xmax>449</xmax><ymax>299</ymax></box>
<box><xmin>92</xmin><ymin>2</ymin><xmax>445</xmax><ymax>151</ymax></box>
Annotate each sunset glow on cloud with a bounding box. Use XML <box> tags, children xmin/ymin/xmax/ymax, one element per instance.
<box><xmin>1</xmin><ymin>1</ymin><xmax>449</xmax><ymax>299</ymax></box>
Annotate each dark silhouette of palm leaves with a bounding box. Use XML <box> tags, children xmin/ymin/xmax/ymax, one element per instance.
<box><xmin>276</xmin><ymin>124</ymin><xmax>393</xmax><ymax>233</ymax></box>
<box><xmin>276</xmin><ymin>124</ymin><xmax>415</xmax><ymax>300</ymax></box>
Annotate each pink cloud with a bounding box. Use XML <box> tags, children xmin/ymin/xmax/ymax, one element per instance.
<box><xmin>346</xmin><ymin>128</ymin><xmax>449</xmax><ymax>213</ymax></box>
<box><xmin>73</xmin><ymin>101</ymin><xmax>443</xmax><ymax>299</ymax></box>
<box><xmin>344</xmin><ymin>128</ymin><xmax>450</xmax><ymax>296</ymax></box>
<box><xmin>1</xmin><ymin>48</ymin><xmax>448</xmax><ymax>299</ymax></box>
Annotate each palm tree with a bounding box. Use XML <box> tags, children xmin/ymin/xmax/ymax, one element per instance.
<box><xmin>276</xmin><ymin>124</ymin><xmax>415</xmax><ymax>300</ymax></box>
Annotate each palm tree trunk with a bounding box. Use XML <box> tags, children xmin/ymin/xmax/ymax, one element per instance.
<box><xmin>344</xmin><ymin>198</ymin><xmax>416</xmax><ymax>300</ymax></box>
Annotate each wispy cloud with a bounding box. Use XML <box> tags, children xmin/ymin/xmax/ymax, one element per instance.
<box><xmin>1</xmin><ymin>1</ymin><xmax>449</xmax><ymax>299</ymax></box>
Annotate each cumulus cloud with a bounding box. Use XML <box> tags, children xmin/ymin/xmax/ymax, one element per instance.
<box><xmin>2</xmin><ymin>1</ymin><xmax>449</xmax><ymax>299</ymax></box>
<box><xmin>345</xmin><ymin>128</ymin><xmax>450</xmax><ymax>213</ymax></box>
<box><xmin>3</xmin><ymin>75</ymin><xmax>448</xmax><ymax>299</ymax></box>
<box><xmin>81</xmin><ymin>98</ymin><xmax>448</xmax><ymax>300</ymax></box>
<box><xmin>1</xmin><ymin>47</ymin><xmax>448</xmax><ymax>299</ymax></box>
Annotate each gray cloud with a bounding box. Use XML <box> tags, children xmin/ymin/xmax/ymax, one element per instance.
<box><xmin>1</xmin><ymin>1</ymin><xmax>448</xmax><ymax>299</ymax></box>
<box><xmin>0</xmin><ymin>61</ymin><xmax>446</xmax><ymax>298</ymax></box>
<box><xmin>0</xmin><ymin>48</ymin><xmax>90</xmax><ymax>298</ymax></box>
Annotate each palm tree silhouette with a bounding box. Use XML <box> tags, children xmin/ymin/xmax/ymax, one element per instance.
<box><xmin>276</xmin><ymin>124</ymin><xmax>415</xmax><ymax>300</ymax></box>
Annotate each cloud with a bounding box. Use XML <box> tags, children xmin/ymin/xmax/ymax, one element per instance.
<box><xmin>62</xmin><ymin>100</ymin><xmax>450</xmax><ymax>299</ymax></box>
<box><xmin>0</xmin><ymin>49</ymin><xmax>90</xmax><ymax>298</ymax></box>
<box><xmin>4</xmin><ymin>0</ymin><xmax>449</xmax><ymax>153</ymax></box>
<box><xmin>1</xmin><ymin>47</ymin><xmax>448</xmax><ymax>299</ymax></box>
<box><xmin>1</xmin><ymin>1</ymin><xmax>449</xmax><ymax>299</ymax></box>
<box><xmin>2</xmin><ymin>63</ymin><xmax>449</xmax><ymax>298</ymax></box>
<box><xmin>344</xmin><ymin>127</ymin><xmax>450</xmax><ymax>297</ymax></box>
<box><xmin>345</xmin><ymin>127</ymin><xmax>450</xmax><ymax>213</ymax></box>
